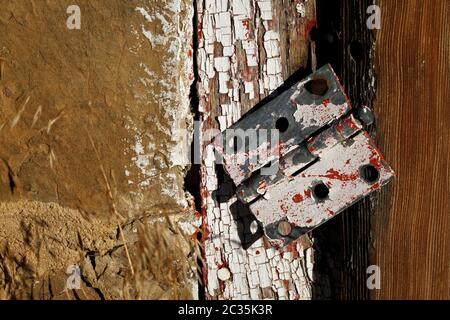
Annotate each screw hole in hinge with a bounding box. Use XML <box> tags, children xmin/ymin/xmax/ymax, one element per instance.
<box><xmin>312</xmin><ymin>182</ymin><xmax>330</xmax><ymax>201</ymax></box>
<box><xmin>275</xmin><ymin>117</ymin><xmax>289</xmax><ymax>133</ymax></box>
<box><xmin>360</xmin><ymin>164</ymin><xmax>380</xmax><ymax>184</ymax></box>
<box><xmin>305</xmin><ymin>78</ymin><xmax>329</xmax><ymax>96</ymax></box>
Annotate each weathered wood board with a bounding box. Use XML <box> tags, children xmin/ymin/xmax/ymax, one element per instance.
<box><xmin>196</xmin><ymin>0</ymin><xmax>321</xmax><ymax>299</ymax></box>
<box><xmin>371</xmin><ymin>0</ymin><xmax>450</xmax><ymax>299</ymax></box>
<box><xmin>197</xmin><ymin>0</ymin><xmax>450</xmax><ymax>300</ymax></box>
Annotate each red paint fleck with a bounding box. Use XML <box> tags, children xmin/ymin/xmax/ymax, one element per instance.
<box><xmin>306</xmin><ymin>218</ymin><xmax>313</xmax><ymax>224</ymax></box>
<box><xmin>255</xmin><ymin>250</ymin><xmax>260</xmax><ymax>255</ymax></box>
<box><xmin>323</xmin><ymin>98</ymin><xmax>331</xmax><ymax>106</ymax></box>
<box><xmin>201</xmin><ymin>227</ymin><xmax>210</xmax><ymax>241</ymax></box>
<box><xmin>336</xmin><ymin>121</ymin><xmax>345</xmax><ymax>135</ymax></box>
<box><xmin>242</xmin><ymin>19</ymin><xmax>250</xmax><ymax>30</ymax></box>
<box><xmin>369</xmin><ymin>147</ymin><xmax>382</xmax><ymax>168</ymax></box>
<box><xmin>292</xmin><ymin>193</ymin><xmax>303</xmax><ymax>203</ymax></box>
<box><xmin>327</xmin><ymin>209</ymin><xmax>335</xmax><ymax>216</ymax></box>
<box><xmin>187</xmin><ymin>49</ymin><xmax>193</xmax><ymax>58</ymax></box>
<box><xmin>370</xmin><ymin>182</ymin><xmax>381</xmax><ymax>191</ymax></box>
<box><xmin>322</xmin><ymin>117</ymin><xmax>355</xmax><ymax>141</ymax></box>
<box><xmin>271</xmin><ymin>242</ymin><xmax>281</xmax><ymax>250</ymax></box>
<box><xmin>283</xmin><ymin>280</ymin><xmax>290</xmax><ymax>289</ymax></box>
<box><xmin>324</xmin><ymin>168</ymin><xmax>359</xmax><ymax>181</ymax></box>
<box><xmin>370</xmin><ymin>157</ymin><xmax>380</xmax><ymax>167</ymax></box>
<box><xmin>346</xmin><ymin>159</ymin><xmax>351</xmax><ymax>165</ymax></box>
<box><xmin>344</xmin><ymin>116</ymin><xmax>361</xmax><ymax>130</ymax></box>
<box><xmin>304</xmin><ymin>189</ymin><xmax>312</xmax><ymax>198</ymax></box>
<box><xmin>286</xmin><ymin>242</ymin><xmax>300</xmax><ymax>258</ymax></box>
<box><xmin>244</xmin><ymin>64</ymin><xmax>252</xmax><ymax>80</ymax></box>
<box><xmin>305</xmin><ymin>19</ymin><xmax>318</xmax><ymax>38</ymax></box>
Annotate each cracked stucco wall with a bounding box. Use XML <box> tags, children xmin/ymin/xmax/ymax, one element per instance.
<box><xmin>0</xmin><ymin>0</ymin><xmax>196</xmax><ymax>299</ymax></box>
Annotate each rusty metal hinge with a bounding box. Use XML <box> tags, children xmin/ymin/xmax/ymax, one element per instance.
<box><xmin>212</xmin><ymin>64</ymin><xmax>394</xmax><ymax>247</ymax></box>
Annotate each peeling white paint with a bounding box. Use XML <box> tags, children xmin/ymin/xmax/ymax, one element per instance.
<box><xmin>124</xmin><ymin>0</ymin><xmax>194</xmax><ymax>210</ymax></box>
<box><xmin>198</xmin><ymin>0</ymin><xmax>314</xmax><ymax>299</ymax></box>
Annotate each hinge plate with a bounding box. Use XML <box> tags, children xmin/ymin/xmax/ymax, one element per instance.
<box><xmin>211</xmin><ymin>64</ymin><xmax>394</xmax><ymax>246</ymax></box>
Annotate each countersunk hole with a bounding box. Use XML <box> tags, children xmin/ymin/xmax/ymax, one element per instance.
<box><xmin>275</xmin><ymin>117</ymin><xmax>289</xmax><ymax>133</ymax></box>
<box><xmin>313</xmin><ymin>183</ymin><xmax>329</xmax><ymax>201</ymax></box>
<box><xmin>350</xmin><ymin>40</ymin><xmax>364</xmax><ymax>62</ymax></box>
<box><xmin>305</xmin><ymin>78</ymin><xmax>329</xmax><ymax>96</ymax></box>
<box><xmin>360</xmin><ymin>164</ymin><xmax>380</xmax><ymax>184</ymax></box>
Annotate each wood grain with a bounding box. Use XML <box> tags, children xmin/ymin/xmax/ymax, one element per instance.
<box><xmin>311</xmin><ymin>0</ymin><xmax>376</xmax><ymax>300</ymax></box>
<box><xmin>339</xmin><ymin>0</ymin><xmax>376</xmax><ymax>300</ymax></box>
<box><xmin>372</xmin><ymin>0</ymin><xmax>450</xmax><ymax>299</ymax></box>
